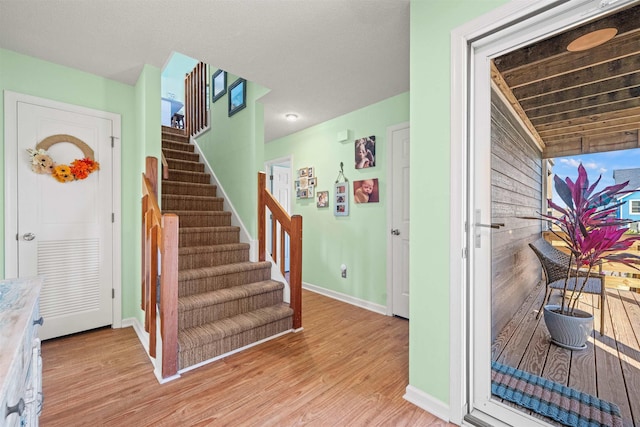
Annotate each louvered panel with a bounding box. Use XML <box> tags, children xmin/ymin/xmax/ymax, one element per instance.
<box><xmin>38</xmin><ymin>239</ymin><xmax>100</xmax><ymax>318</ymax></box>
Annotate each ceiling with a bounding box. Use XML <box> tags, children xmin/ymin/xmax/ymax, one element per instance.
<box><xmin>492</xmin><ymin>2</ymin><xmax>640</xmax><ymax>159</ymax></box>
<box><xmin>0</xmin><ymin>0</ymin><xmax>409</xmax><ymax>142</ymax></box>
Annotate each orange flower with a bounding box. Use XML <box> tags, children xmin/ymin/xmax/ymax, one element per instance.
<box><xmin>52</xmin><ymin>165</ymin><xmax>74</xmax><ymax>183</ymax></box>
<box><xmin>70</xmin><ymin>158</ymin><xmax>100</xmax><ymax>180</ymax></box>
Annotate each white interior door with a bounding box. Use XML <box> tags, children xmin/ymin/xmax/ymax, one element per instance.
<box><xmin>390</xmin><ymin>125</ymin><xmax>410</xmax><ymax>319</ymax></box>
<box><xmin>271</xmin><ymin>164</ymin><xmax>291</xmax><ymax>271</ymax></box>
<box><xmin>14</xmin><ymin>100</ymin><xmax>114</xmax><ymax>340</ymax></box>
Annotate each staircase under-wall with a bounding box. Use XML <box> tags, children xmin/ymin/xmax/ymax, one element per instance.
<box><xmin>160</xmin><ymin>126</ymin><xmax>293</xmax><ymax>369</ymax></box>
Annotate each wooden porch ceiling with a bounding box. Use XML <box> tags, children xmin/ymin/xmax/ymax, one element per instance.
<box><xmin>491</xmin><ymin>4</ymin><xmax>640</xmax><ymax>159</ymax></box>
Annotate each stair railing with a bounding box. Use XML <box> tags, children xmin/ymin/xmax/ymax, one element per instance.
<box><xmin>185</xmin><ymin>61</ymin><xmax>208</xmax><ymax>137</ymax></box>
<box><xmin>142</xmin><ymin>156</ymin><xmax>179</xmax><ymax>379</ymax></box>
<box><xmin>257</xmin><ymin>172</ymin><xmax>303</xmax><ymax>329</ymax></box>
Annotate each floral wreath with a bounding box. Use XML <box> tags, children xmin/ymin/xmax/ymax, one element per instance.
<box><xmin>27</xmin><ymin>134</ymin><xmax>100</xmax><ymax>183</ymax></box>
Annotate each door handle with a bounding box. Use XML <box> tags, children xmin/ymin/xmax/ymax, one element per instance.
<box><xmin>475</xmin><ymin>223</ymin><xmax>504</xmax><ymax>229</ymax></box>
<box><xmin>391</xmin><ymin>229</ymin><xmax>400</xmax><ymax>236</ymax></box>
<box><xmin>23</xmin><ymin>232</ymin><xmax>36</xmax><ymax>241</ymax></box>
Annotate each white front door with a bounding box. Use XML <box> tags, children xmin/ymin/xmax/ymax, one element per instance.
<box><xmin>389</xmin><ymin>124</ymin><xmax>410</xmax><ymax>318</ymax></box>
<box><xmin>8</xmin><ymin>94</ymin><xmax>116</xmax><ymax>340</ymax></box>
<box><xmin>271</xmin><ymin>164</ymin><xmax>291</xmax><ymax>271</ymax></box>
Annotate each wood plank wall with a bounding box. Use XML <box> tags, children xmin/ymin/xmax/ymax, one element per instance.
<box><xmin>491</xmin><ymin>89</ymin><xmax>543</xmax><ymax>341</ymax></box>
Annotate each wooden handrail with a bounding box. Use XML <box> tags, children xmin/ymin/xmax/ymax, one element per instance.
<box><xmin>142</xmin><ymin>156</ymin><xmax>179</xmax><ymax>379</ymax></box>
<box><xmin>258</xmin><ymin>172</ymin><xmax>303</xmax><ymax>329</ymax></box>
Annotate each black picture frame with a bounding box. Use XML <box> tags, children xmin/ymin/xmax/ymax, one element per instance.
<box><xmin>228</xmin><ymin>78</ymin><xmax>247</xmax><ymax>117</ymax></box>
<box><xmin>211</xmin><ymin>69</ymin><xmax>227</xmax><ymax>103</ymax></box>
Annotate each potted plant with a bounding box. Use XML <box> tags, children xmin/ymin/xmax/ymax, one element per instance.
<box><xmin>540</xmin><ymin>164</ymin><xmax>640</xmax><ymax>348</ymax></box>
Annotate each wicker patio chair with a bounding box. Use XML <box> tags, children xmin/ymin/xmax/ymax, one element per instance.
<box><xmin>529</xmin><ymin>238</ymin><xmax>606</xmax><ymax>335</ymax></box>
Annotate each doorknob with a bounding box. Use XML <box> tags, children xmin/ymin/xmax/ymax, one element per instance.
<box><xmin>23</xmin><ymin>232</ymin><xmax>36</xmax><ymax>241</ymax></box>
<box><xmin>391</xmin><ymin>229</ymin><xmax>401</xmax><ymax>236</ymax></box>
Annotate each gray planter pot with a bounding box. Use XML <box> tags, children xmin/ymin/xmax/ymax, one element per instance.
<box><xmin>543</xmin><ymin>304</ymin><xmax>593</xmax><ymax>350</ymax></box>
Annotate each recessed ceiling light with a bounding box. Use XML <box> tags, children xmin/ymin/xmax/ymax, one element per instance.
<box><xmin>567</xmin><ymin>28</ymin><xmax>618</xmax><ymax>52</ymax></box>
<box><xmin>285</xmin><ymin>113</ymin><xmax>299</xmax><ymax>122</ymax></box>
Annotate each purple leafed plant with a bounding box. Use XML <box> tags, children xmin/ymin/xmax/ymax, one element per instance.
<box><xmin>543</xmin><ymin>163</ymin><xmax>640</xmax><ymax>315</ymax></box>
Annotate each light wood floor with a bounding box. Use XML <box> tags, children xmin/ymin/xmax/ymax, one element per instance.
<box><xmin>493</xmin><ymin>282</ymin><xmax>640</xmax><ymax>427</ymax></box>
<box><xmin>41</xmin><ymin>289</ymin><xmax>453</xmax><ymax>426</ymax></box>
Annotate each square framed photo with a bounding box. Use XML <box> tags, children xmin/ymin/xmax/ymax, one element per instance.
<box><xmin>228</xmin><ymin>78</ymin><xmax>247</xmax><ymax>117</ymax></box>
<box><xmin>354</xmin><ymin>178</ymin><xmax>379</xmax><ymax>203</ymax></box>
<box><xmin>317</xmin><ymin>191</ymin><xmax>329</xmax><ymax>208</ymax></box>
<box><xmin>212</xmin><ymin>69</ymin><xmax>227</xmax><ymax>103</ymax></box>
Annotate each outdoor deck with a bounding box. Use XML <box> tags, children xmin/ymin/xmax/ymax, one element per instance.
<box><xmin>492</xmin><ymin>281</ymin><xmax>640</xmax><ymax>427</ymax></box>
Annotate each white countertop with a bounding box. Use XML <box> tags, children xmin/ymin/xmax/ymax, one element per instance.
<box><xmin>0</xmin><ymin>277</ymin><xmax>42</xmax><ymax>400</ymax></box>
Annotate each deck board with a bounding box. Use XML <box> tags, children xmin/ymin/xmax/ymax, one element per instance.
<box><xmin>494</xmin><ymin>283</ymin><xmax>639</xmax><ymax>427</ymax></box>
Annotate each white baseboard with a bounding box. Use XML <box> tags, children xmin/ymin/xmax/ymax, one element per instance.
<box><xmin>404</xmin><ymin>385</ymin><xmax>450</xmax><ymax>423</ymax></box>
<box><xmin>302</xmin><ymin>282</ymin><xmax>387</xmax><ymax>315</ymax></box>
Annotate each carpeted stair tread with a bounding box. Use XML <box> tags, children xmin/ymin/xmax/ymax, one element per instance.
<box><xmin>179</xmin><ymin>226</ymin><xmax>240</xmax><ymax>247</ymax></box>
<box><xmin>178</xmin><ymin>261</ymin><xmax>272</xmax><ymax>281</ymax></box>
<box><xmin>162</xmin><ymin>140</ymin><xmax>194</xmax><ymax>152</ymax></box>
<box><xmin>177</xmin><ymin>261</ymin><xmax>272</xmax><ymax>296</ymax></box>
<box><xmin>178</xmin><ymin>280</ymin><xmax>284</xmax><ymax>311</ymax></box>
<box><xmin>178</xmin><ymin>304</ymin><xmax>293</xmax><ymax>349</ymax></box>
<box><xmin>162</xmin><ymin>148</ymin><xmax>200</xmax><ymax>162</ymax></box>
<box><xmin>164</xmin><ymin>211</ymin><xmax>232</xmax><ymax>228</ymax></box>
<box><xmin>179</xmin><ymin>243</ymin><xmax>250</xmax><ymax>255</ymax></box>
<box><xmin>162</xmin><ymin>181</ymin><xmax>217</xmax><ymax>197</ymax></box>
<box><xmin>166</xmin><ymin>158</ymin><xmax>205</xmax><ymax>173</ymax></box>
<box><xmin>162</xmin><ymin>194</ymin><xmax>224</xmax><ymax>211</ymax></box>
<box><xmin>162</xmin><ymin>169</ymin><xmax>210</xmax><ymax>184</ymax></box>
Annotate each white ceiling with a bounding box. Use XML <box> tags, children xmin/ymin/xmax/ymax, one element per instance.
<box><xmin>0</xmin><ymin>0</ymin><xmax>410</xmax><ymax>142</ymax></box>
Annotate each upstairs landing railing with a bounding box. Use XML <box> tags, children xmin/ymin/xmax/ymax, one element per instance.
<box><xmin>185</xmin><ymin>62</ymin><xmax>208</xmax><ymax>137</ymax></box>
<box><xmin>141</xmin><ymin>156</ymin><xmax>179</xmax><ymax>379</ymax></box>
<box><xmin>257</xmin><ymin>172</ymin><xmax>303</xmax><ymax>329</ymax></box>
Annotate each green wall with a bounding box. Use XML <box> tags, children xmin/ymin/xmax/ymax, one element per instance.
<box><xmin>0</xmin><ymin>48</ymin><xmax>159</xmax><ymax>321</ymax></box>
<box><xmin>409</xmin><ymin>0</ymin><xmax>508</xmax><ymax>404</ymax></box>
<box><xmin>265</xmin><ymin>93</ymin><xmax>409</xmax><ymax>305</ymax></box>
<box><xmin>195</xmin><ymin>72</ymin><xmax>269</xmax><ymax>237</ymax></box>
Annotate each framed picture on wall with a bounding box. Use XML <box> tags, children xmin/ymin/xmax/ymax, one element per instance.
<box><xmin>317</xmin><ymin>191</ymin><xmax>329</xmax><ymax>208</ymax></box>
<box><xmin>334</xmin><ymin>182</ymin><xmax>349</xmax><ymax>216</ymax></box>
<box><xmin>354</xmin><ymin>178</ymin><xmax>379</xmax><ymax>203</ymax></box>
<box><xmin>212</xmin><ymin>69</ymin><xmax>227</xmax><ymax>103</ymax></box>
<box><xmin>228</xmin><ymin>78</ymin><xmax>247</xmax><ymax>116</ymax></box>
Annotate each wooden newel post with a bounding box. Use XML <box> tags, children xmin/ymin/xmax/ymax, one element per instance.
<box><xmin>258</xmin><ymin>172</ymin><xmax>266</xmax><ymax>262</ymax></box>
<box><xmin>161</xmin><ymin>214</ymin><xmax>179</xmax><ymax>379</ymax></box>
<box><xmin>290</xmin><ymin>215</ymin><xmax>303</xmax><ymax>329</ymax></box>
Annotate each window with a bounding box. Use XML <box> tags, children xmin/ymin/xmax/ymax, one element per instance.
<box><xmin>630</xmin><ymin>200</ymin><xmax>640</xmax><ymax>215</ymax></box>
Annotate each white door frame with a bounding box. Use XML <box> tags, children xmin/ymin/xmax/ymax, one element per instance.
<box><xmin>4</xmin><ymin>91</ymin><xmax>122</xmax><ymax>329</ymax></box>
<box><xmin>449</xmin><ymin>0</ymin><xmax>636</xmax><ymax>424</ymax></box>
<box><xmin>386</xmin><ymin>121</ymin><xmax>409</xmax><ymax>316</ymax></box>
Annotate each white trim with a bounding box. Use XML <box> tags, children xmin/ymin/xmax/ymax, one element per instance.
<box><xmin>190</xmin><ymin>135</ymin><xmax>258</xmax><ymax>260</ymax></box>
<box><xmin>618</xmin><ymin>188</ymin><xmax>640</xmax><ymax>202</ymax></box>
<box><xmin>3</xmin><ymin>90</ymin><xmax>122</xmax><ymax>328</ymax></box>
<box><xmin>386</xmin><ymin>122</ymin><xmax>410</xmax><ymax>316</ymax></box>
<box><xmin>303</xmin><ymin>281</ymin><xmax>387</xmax><ymax>315</ymax></box>
<box><xmin>629</xmin><ymin>199</ymin><xmax>640</xmax><ymax>215</ymax></box>
<box><xmin>404</xmin><ymin>385</ymin><xmax>450</xmax><ymax>423</ymax></box>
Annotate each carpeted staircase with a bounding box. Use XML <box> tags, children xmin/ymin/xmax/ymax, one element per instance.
<box><xmin>160</xmin><ymin>126</ymin><xmax>293</xmax><ymax>369</ymax></box>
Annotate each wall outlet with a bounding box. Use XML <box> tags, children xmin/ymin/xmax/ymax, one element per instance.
<box><xmin>341</xmin><ymin>264</ymin><xmax>347</xmax><ymax>278</ymax></box>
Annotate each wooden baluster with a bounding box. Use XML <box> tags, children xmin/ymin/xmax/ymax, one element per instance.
<box><xmin>144</xmin><ymin>209</ymin><xmax>153</xmax><ymax>333</ymax></box>
<box><xmin>258</xmin><ymin>172</ymin><xmax>266</xmax><ymax>262</ymax></box>
<box><xmin>280</xmin><ymin>227</ymin><xmax>286</xmax><ymax>276</ymax></box>
<box><xmin>146</xmin><ymin>157</ymin><xmax>158</xmax><ymax>196</ymax></box>
<box><xmin>271</xmin><ymin>218</ymin><xmax>277</xmax><ymax>262</ymax></box>
<box><xmin>141</xmin><ymin>194</ymin><xmax>148</xmax><ymax>310</ymax></box>
<box><xmin>149</xmin><ymin>224</ymin><xmax>158</xmax><ymax>358</ymax></box>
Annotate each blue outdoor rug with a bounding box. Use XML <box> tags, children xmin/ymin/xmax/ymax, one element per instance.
<box><xmin>491</xmin><ymin>361</ymin><xmax>623</xmax><ymax>427</ymax></box>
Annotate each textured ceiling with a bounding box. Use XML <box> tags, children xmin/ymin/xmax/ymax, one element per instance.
<box><xmin>0</xmin><ymin>0</ymin><xmax>410</xmax><ymax>142</ymax></box>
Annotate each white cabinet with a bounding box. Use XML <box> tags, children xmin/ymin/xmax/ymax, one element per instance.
<box><xmin>0</xmin><ymin>278</ymin><xmax>43</xmax><ymax>427</ymax></box>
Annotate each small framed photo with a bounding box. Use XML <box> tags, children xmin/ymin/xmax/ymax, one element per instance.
<box><xmin>212</xmin><ymin>69</ymin><xmax>227</xmax><ymax>103</ymax></box>
<box><xmin>307</xmin><ymin>167</ymin><xmax>314</xmax><ymax>178</ymax></box>
<box><xmin>307</xmin><ymin>186</ymin><xmax>315</xmax><ymax>198</ymax></box>
<box><xmin>228</xmin><ymin>78</ymin><xmax>247</xmax><ymax>117</ymax></box>
<box><xmin>317</xmin><ymin>191</ymin><xmax>329</xmax><ymax>208</ymax></box>
<box><xmin>308</xmin><ymin>177</ymin><xmax>317</xmax><ymax>187</ymax></box>
<box><xmin>298</xmin><ymin>168</ymin><xmax>308</xmax><ymax>178</ymax></box>
<box><xmin>334</xmin><ymin>182</ymin><xmax>349</xmax><ymax>216</ymax></box>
